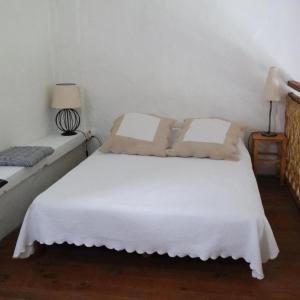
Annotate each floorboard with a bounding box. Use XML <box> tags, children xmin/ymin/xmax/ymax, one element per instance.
<box><xmin>0</xmin><ymin>176</ymin><xmax>299</xmax><ymax>300</ymax></box>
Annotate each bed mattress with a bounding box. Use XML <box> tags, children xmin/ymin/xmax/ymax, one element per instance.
<box><xmin>13</xmin><ymin>142</ymin><xmax>279</xmax><ymax>279</ymax></box>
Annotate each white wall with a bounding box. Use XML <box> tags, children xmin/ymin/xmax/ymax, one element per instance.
<box><xmin>51</xmin><ymin>0</ymin><xmax>300</xmax><ymax>139</ymax></box>
<box><xmin>0</xmin><ymin>0</ymin><xmax>55</xmax><ymax>151</ymax></box>
<box><xmin>1</xmin><ymin>1</ymin><xmax>299</xmax><ymax>150</ymax></box>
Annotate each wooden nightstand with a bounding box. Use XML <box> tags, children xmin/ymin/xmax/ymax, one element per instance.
<box><xmin>251</xmin><ymin>132</ymin><xmax>287</xmax><ymax>185</ymax></box>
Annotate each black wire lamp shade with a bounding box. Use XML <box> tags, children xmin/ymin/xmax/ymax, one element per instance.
<box><xmin>51</xmin><ymin>83</ymin><xmax>81</xmax><ymax>136</ymax></box>
<box><xmin>55</xmin><ymin>108</ymin><xmax>80</xmax><ymax>136</ymax></box>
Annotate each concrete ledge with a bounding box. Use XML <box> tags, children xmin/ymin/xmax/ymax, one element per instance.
<box><xmin>0</xmin><ymin>134</ymin><xmax>86</xmax><ymax>241</ymax></box>
<box><xmin>0</xmin><ymin>133</ymin><xmax>85</xmax><ymax>196</ymax></box>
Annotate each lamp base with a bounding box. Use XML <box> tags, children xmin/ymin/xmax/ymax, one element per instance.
<box><xmin>61</xmin><ymin>131</ymin><xmax>77</xmax><ymax>136</ymax></box>
<box><xmin>261</xmin><ymin>131</ymin><xmax>277</xmax><ymax>137</ymax></box>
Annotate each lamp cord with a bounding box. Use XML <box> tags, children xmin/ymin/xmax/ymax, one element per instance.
<box><xmin>76</xmin><ymin>130</ymin><xmax>103</xmax><ymax>157</ymax></box>
<box><xmin>91</xmin><ymin>135</ymin><xmax>103</xmax><ymax>146</ymax></box>
<box><xmin>267</xmin><ymin>101</ymin><xmax>273</xmax><ymax>134</ymax></box>
<box><xmin>76</xmin><ymin>130</ymin><xmax>89</xmax><ymax>157</ymax></box>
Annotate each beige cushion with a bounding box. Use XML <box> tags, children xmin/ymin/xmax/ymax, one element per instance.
<box><xmin>167</xmin><ymin>118</ymin><xmax>245</xmax><ymax>160</ymax></box>
<box><xmin>101</xmin><ymin>113</ymin><xmax>176</xmax><ymax>157</ymax></box>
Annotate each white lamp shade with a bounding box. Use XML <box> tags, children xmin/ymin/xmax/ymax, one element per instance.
<box><xmin>263</xmin><ymin>67</ymin><xmax>281</xmax><ymax>102</ymax></box>
<box><xmin>51</xmin><ymin>83</ymin><xmax>81</xmax><ymax>109</ymax></box>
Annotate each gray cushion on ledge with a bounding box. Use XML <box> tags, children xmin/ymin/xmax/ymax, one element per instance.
<box><xmin>0</xmin><ymin>146</ymin><xmax>54</xmax><ymax>167</ymax></box>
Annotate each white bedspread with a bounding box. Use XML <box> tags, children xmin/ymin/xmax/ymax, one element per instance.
<box><xmin>13</xmin><ymin>142</ymin><xmax>279</xmax><ymax>279</ymax></box>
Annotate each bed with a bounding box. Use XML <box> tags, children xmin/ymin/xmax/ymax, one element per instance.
<box><xmin>13</xmin><ymin>141</ymin><xmax>279</xmax><ymax>279</ymax></box>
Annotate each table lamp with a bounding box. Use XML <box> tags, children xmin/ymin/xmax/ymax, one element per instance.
<box><xmin>51</xmin><ymin>83</ymin><xmax>81</xmax><ymax>136</ymax></box>
<box><xmin>262</xmin><ymin>67</ymin><xmax>281</xmax><ymax>137</ymax></box>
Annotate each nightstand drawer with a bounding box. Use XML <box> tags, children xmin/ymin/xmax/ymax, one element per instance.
<box><xmin>251</xmin><ymin>132</ymin><xmax>287</xmax><ymax>185</ymax></box>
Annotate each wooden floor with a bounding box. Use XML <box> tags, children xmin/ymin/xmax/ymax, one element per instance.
<box><xmin>0</xmin><ymin>177</ymin><xmax>299</xmax><ymax>300</ymax></box>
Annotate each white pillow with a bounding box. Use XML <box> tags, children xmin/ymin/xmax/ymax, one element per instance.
<box><xmin>101</xmin><ymin>113</ymin><xmax>176</xmax><ymax>157</ymax></box>
<box><xmin>167</xmin><ymin>118</ymin><xmax>245</xmax><ymax>160</ymax></box>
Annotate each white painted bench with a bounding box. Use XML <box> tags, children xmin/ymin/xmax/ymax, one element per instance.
<box><xmin>0</xmin><ymin>133</ymin><xmax>86</xmax><ymax>241</ymax></box>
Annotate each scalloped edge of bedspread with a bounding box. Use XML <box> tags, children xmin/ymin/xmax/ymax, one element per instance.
<box><xmin>13</xmin><ymin>237</ymin><xmax>279</xmax><ymax>280</ymax></box>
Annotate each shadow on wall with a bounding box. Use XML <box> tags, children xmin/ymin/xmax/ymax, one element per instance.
<box><xmin>53</xmin><ymin>1</ymin><xmax>294</xmax><ymax>139</ymax></box>
<box><xmin>83</xmin><ymin>25</ymin><xmax>285</xmax><ymax>138</ymax></box>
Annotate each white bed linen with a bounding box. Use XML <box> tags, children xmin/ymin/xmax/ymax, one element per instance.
<box><xmin>13</xmin><ymin>142</ymin><xmax>279</xmax><ymax>279</ymax></box>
